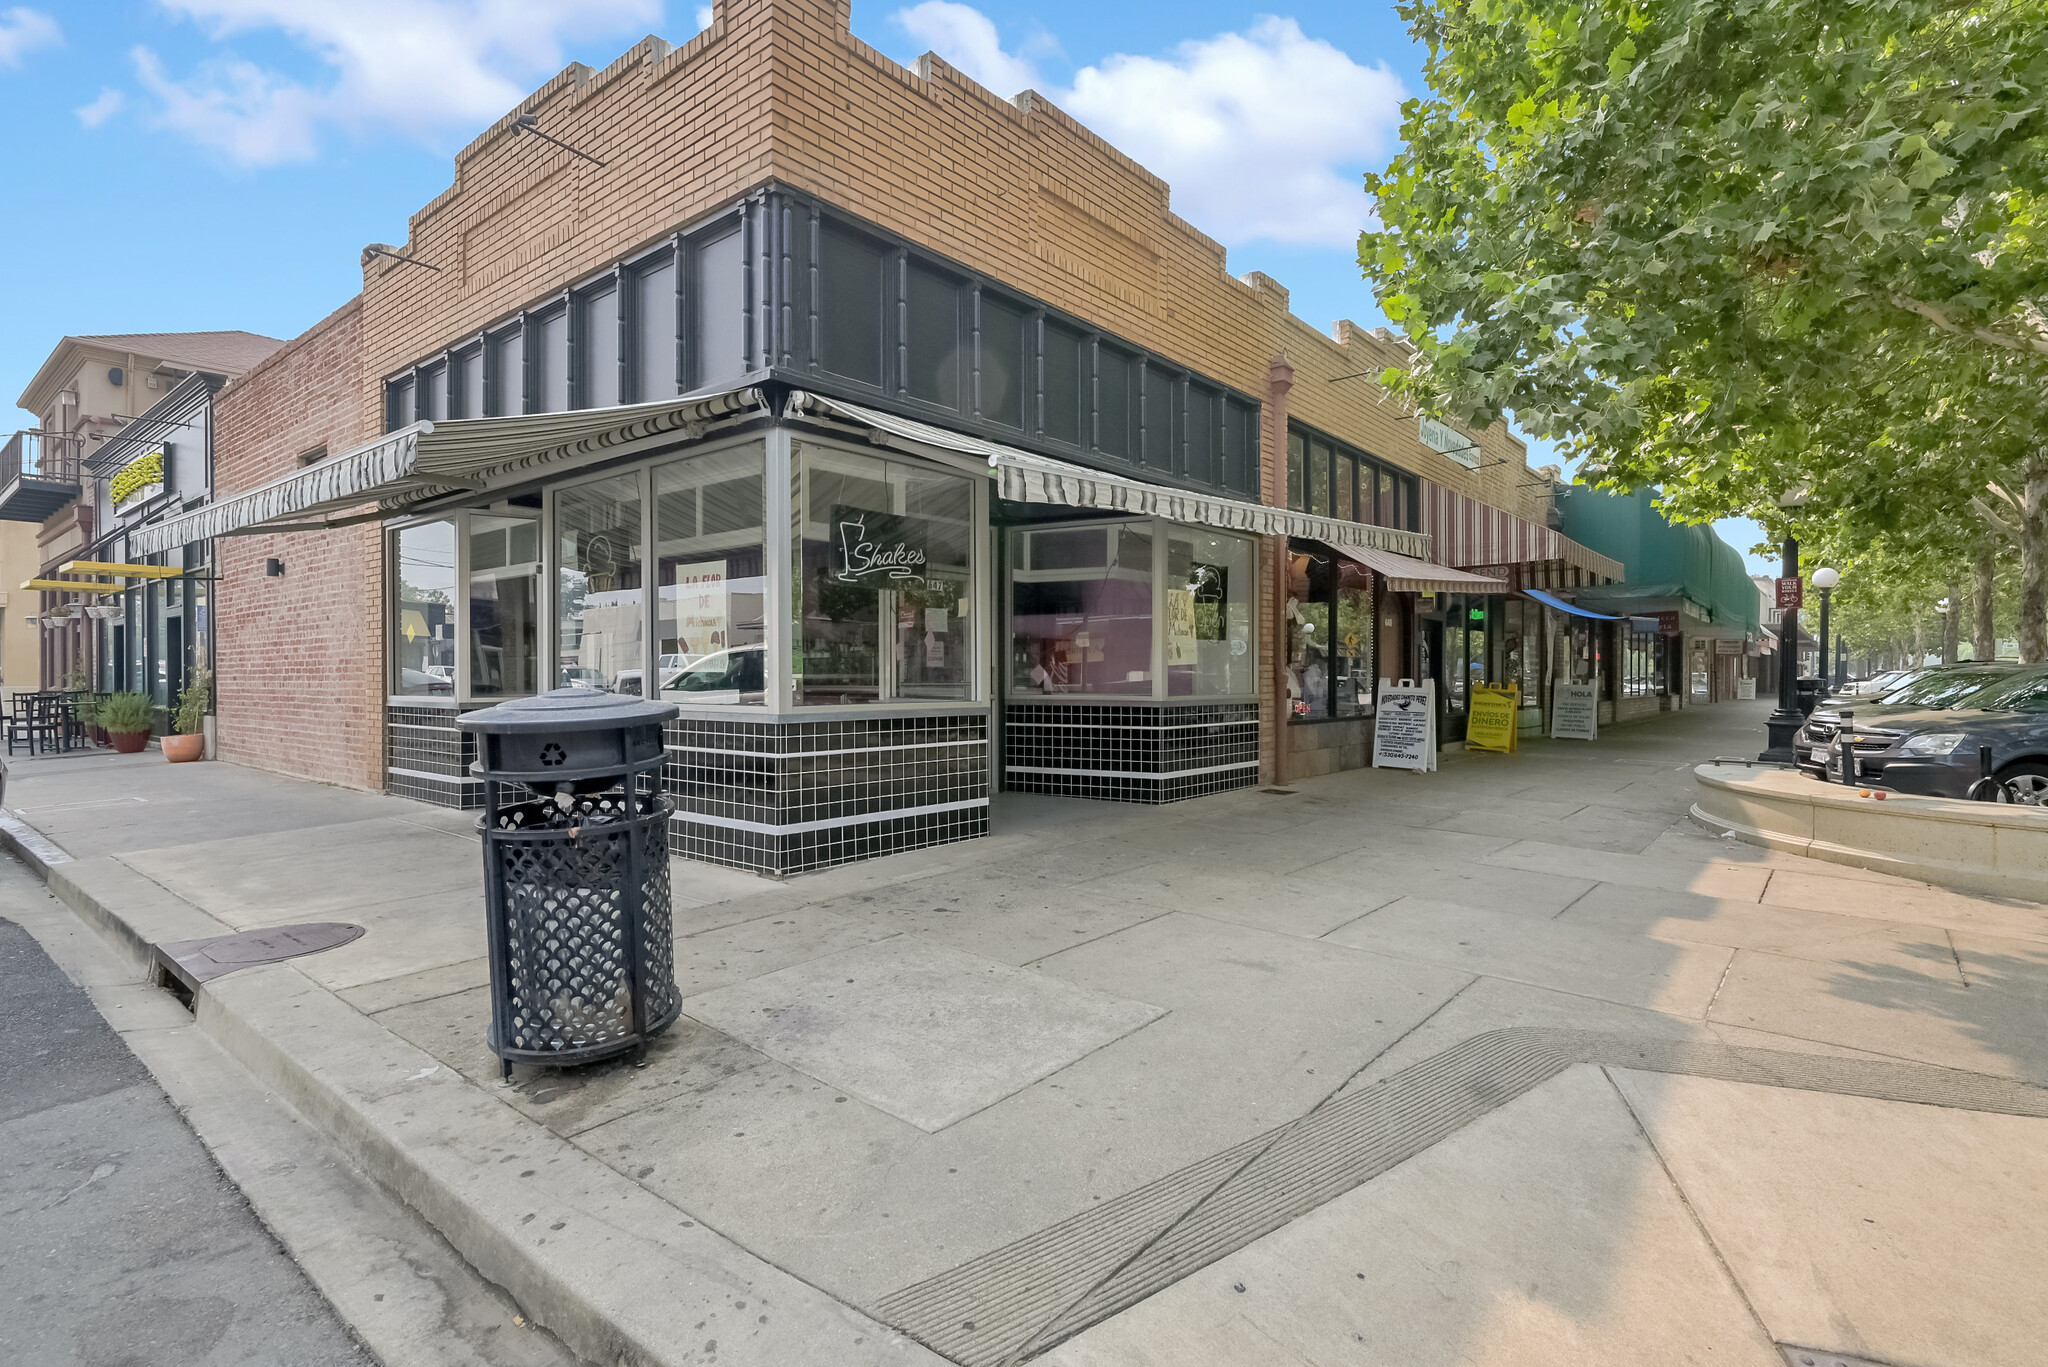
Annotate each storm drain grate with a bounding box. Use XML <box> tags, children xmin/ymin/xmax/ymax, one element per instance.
<box><xmin>151</xmin><ymin>922</ymin><xmax>366</xmax><ymax>1000</ymax></box>
<box><xmin>876</xmin><ymin>1027</ymin><xmax>2048</xmax><ymax>1366</ymax></box>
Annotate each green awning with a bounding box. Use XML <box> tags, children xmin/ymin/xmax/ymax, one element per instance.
<box><xmin>1553</xmin><ymin>485</ymin><xmax>1759</xmax><ymax>639</ymax></box>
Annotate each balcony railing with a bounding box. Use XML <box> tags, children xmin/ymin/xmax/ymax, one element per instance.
<box><xmin>0</xmin><ymin>429</ymin><xmax>86</xmax><ymax>522</ymax></box>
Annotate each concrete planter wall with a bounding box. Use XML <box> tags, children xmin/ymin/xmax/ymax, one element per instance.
<box><xmin>1691</xmin><ymin>763</ymin><xmax>2048</xmax><ymax>902</ymax></box>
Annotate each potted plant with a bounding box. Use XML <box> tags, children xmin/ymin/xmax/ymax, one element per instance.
<box><xmin>164</xmin><ymin>669</ymin><xmax>211</xmax><ymax>763</ymax></box>
<box><xmin>98</xmin><ymin>692</ymin><xmax>155</xmax><ymax>754</ymax></box>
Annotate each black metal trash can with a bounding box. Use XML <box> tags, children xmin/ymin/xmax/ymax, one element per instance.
<box><xmin>1794</xmin><ymin>675</ymin><xmax>1824</xmax><ymax>718</ymax></box>
<box><xmin>459</xmin><ymin>688</ymin><xmax>680</xmax><ymax>1079</ymax></box>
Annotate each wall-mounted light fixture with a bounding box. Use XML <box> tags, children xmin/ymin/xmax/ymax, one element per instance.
<box><xmin>510</xmin><ymin>112</ymin><xmax>606</xmax><ymax>167</ymax></box>
<box><xmin>362</xmin><ymin>243</ymin><xmax>441</xmax><ymax>273</ymax></box>
<box><xmin>265</xmin><ymin>558</ymin><xmax>285</xmax><ymax>577</ymax></box>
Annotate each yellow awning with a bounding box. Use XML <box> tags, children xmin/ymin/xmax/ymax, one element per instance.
<box><xmin>23</xmin><ymin>579</ymin><xmax>124</xmax><ymax>594</ymax></box>
<box><xmin>60</xmin><ymin>560</ymin><xmax>181</xmax><ymax>579</ymax></box>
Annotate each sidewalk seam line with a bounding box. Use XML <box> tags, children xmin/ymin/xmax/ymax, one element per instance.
<box><xmin>1599</xmin><ymin>1065</ymin><xmax>1780</xmax><ymax>1350</ymax></box>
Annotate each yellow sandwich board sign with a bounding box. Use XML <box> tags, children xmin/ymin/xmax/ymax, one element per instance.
<box><xmin>1465</xmin><ymin>682</ymin><xmax>1520</xmax><ymax>754</ymax></box>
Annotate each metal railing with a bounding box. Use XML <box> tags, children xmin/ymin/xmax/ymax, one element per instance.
<box><xmin>1</xmin><ymin>429</ymin><xmax>85</xmax><ymax>486</ymax></box>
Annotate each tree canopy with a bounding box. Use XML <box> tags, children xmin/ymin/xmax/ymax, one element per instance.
<box><xmin>1362</xmin><ymin>0</ymin><xmax>2048</xmax><ymax>504</ymax></box>
<box><xmin>1361</xmin><ymin>0</ymin><xmax>2048</xmax><ymax>650</ymax></box>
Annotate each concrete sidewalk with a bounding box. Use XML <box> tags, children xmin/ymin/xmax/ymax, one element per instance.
<box><xmin>6</xmin><ymin>702</ymin><xmax>2047</xmax><ymax>1367</ymax></box>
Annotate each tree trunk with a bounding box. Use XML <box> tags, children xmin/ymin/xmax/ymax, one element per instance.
<box><xmin>1943</xmin><ymin>578</ymin><xmax>1961</xmax><ymax>663</ymax></box>
<box><xmin>1974</xmin><ymin>538</ymin><xmax>1997</xmax><ymax>661</ymax></box>
<box><xmin>1913</xmin><ymin>614</ymin><xmax>1926</xmax><ymax>667</ymax></box>
<box><xmin>2021</xmin><ymin>450</ymin><xmax>2048</xmax><ymax>664</ymax></box>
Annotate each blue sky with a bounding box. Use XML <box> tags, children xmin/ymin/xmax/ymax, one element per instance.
<box><xmin>0</xmin><ymin>0</ymin><xmax>1773</xmax><ymax>568</ymax></box>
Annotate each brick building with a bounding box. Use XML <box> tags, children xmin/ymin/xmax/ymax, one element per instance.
<box><xmin>210</xmin><ymin>298</ymin><xmax>383</xmax><ymax>789</ymax></box>
<box><xmin>144</xmin><ymin>0</ymin><xmax>1616</xmax><ymax>873</ymax></box>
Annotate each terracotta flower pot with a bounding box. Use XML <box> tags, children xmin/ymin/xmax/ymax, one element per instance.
<box><xmin>108</xmin><ymin>730</ymin><xmax>151</xmax><ymax>754</ymax></box>
<box><xmin>162</xmin><ymin>733</ymin><xmax>205</xmax><ymax>763</ymax></box>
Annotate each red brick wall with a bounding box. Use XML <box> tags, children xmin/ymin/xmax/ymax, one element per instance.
<box><xmin>212</xmin><ymin>297</ymin><xmax>384</xmax><ymax>791</ymax></box>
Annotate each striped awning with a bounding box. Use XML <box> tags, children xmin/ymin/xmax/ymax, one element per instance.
<box><xmin>1420</xmin><ymin>479</ymin><xmax>1623</xmax><ymax>581</ymax></box>
<box><xmin>127</xmin><ymin>388</ymin><xmax>765</xmax><ymax>556</ymax></box>
<box><xmin>1335</xmin><ymin>544</ymin><xmax>1508</xmax><ymax>594</ymax></box>
<box><xmin>787</xmin><ymin>390</ymin><xmax>1433</xmax><ymax>558</ymax></box>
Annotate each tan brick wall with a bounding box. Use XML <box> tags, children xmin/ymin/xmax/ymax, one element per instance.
<box><xmin>354</xmin><ymin>0</ymin><xmax>1545</xmax><ymax>528</ymax></box>
<box><xmin>212</xmin><ymin>297</ymin><xmax>384</xmax><ymax>791</ymax></box>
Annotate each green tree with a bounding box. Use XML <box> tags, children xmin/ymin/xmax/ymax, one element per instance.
<box><xmin>1362</xmin><ymin>0</ymin><xmax>2048</xmax><ymax>645</ymax></box>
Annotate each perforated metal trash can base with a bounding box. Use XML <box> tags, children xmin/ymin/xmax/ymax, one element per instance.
<box><xmin>480</xmin><ymin>794</ymin><xmax>679</xmax><ymax>1075</ymax></box>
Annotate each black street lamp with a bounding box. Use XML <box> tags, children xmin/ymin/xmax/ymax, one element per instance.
<box><xmin>1761</xmin><ymin>490</ymin><xmax>1808</xmax><ymax>763</ymax></box>
<box><xmin>1813</xmin><ymin>566</ymin><xmax>1840</xmax><ymax>695</ymax></box>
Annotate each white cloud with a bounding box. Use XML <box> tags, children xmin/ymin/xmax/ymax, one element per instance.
<box><xmin>695</xmin><ymin>4</ymin><xmax>715</xmax><ymax>31</ymax></box>
<box><xmin>0</xmin><ymin>6</ymin><xmax>60</xmax><ymax>66</ymax></box>
<box><xmin>134</xmin><ymin>0</ymin><xmax>661</xmax><ymax>165</ymax></box>
<box><xmin>891</xmin><ymin>9</ymin><xmax>1402</xmax><ymax>248</ymax></box>
<box><xmin>75</xmin><ymin>87</ymin><xmax>126</xmax><ymax>128</ymax></box>
<box><xmin>892</xmin><ymin>2</ymin><xmax>1038</xmax><ymax>98</ymax></box>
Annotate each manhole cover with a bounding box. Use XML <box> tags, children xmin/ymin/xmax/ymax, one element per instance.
<box><xmin>153</xmin><ymin>922</ymin><xmax>366</xmax><ymax>991</ymax></box>
<box><xmin>1779</xmin><ymin>1346</ymin><xmax>1896</xmax><ymax>1367</ymax></box>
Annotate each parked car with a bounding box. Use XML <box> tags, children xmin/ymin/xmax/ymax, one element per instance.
<box><xmin>660</xmin><ymin>643</ymin><xmax>764</xmax><ymax>701</ymax></box>
<box><xmin>1795</xmin><ymin>663</ymin><xmax>2019</xmax><ymax>777</ymax></box>
<box><xmin>559</xmin><ymin>667</ymin><xmax>611</xmax><ymax>690</ymax></box>
<box><xmin>1803</xmin><ymin>665</ymin><xmax>2048</xmax><ymax>797</ymax></box>
<box><xmin>1836</xmin><ymin>667</ymin><xmax>1912</xmax><ymax>698</ymax></box>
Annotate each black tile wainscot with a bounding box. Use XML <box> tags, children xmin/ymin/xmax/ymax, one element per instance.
<box><xmin>1003</xmin><ymin>701</ymin><xmax>1260</xmax><ymax>803</ymax></box>
<box><xmin>664</xmin><ymin>711</ymin><xmax>989</xmax><ymax>875</ymax></box>
<box><xmin>385</xmin><ymin>704</ymin><xmax>483</xmax><ymax>808</ymax></box>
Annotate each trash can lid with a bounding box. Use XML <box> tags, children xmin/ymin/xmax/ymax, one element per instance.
<box><xmin>457</xmin><ymin>686</ymin><xmax>678</xmax><ymax>734</ymax></box>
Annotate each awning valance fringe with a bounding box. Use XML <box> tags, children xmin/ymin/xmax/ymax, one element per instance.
<box><xmin>126</xmin><ymin>388</ymin><xmax>765</xmax><ymax>555</ymax></box>
<box><xmin>786</xmin><ymin>390</ymin><xmax>1433</xmax><ymax>558</ymax></box>
<box><xmin>1333</xmin><ymin>543</ymin><xmax>1508</xmax><ymax>594</ymax></box>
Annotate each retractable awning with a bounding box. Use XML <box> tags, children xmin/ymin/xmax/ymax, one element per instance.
<box><xmin>1522</xmin><ymin>588</ymin><xmax>1660</xmax><ymax>633</ymax></box>
<box><xmin>1331</xmin><ymin>543</ymin><xmax>1508</xmax><ymax>594</ymax></box>
<box><xmin>1523</xmin><ymin>588</ymin><xmax>1620</xmax><ymax>619</ymax></box>
<box><xmin>786</xmin><ymin>389</ymin><xmax>1433</xmax><ymax>558</ymax></box>
<box><xmin>127</xmin><ymin>387</ymin><xmax>765</xmax><ymax>556</ymax></box>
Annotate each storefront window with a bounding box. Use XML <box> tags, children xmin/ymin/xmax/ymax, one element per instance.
<box><xmin>1165</xmin><ymin>529</ymin><xmax>1254</xmax><ymax>697</ymax></box>
<box><xmin>556</xmin><ymin>475</ymin><xmax>644</xmax><ymax>692</ymax></box>
<box><xmin>1286</xmin><ymin>541</ymin><xmax>1373</xmax><ymax>719</ymax></box>
<box><xmin>1011</xmin><ymin>520</ymin><xmax>1154</xmax><ymax>697</ymax></box>
<box><xmin>655</xmin><ymin>443</ymin><xmax>766</xmax><ymax>705</ymax></box>
<box><xmin>793</xmin><ymin>441</ymin><xmax>975</xmax><ymax>705</ymax></box>
<box><xmin>467</xmin><ymin>514</ymin><xmax>540</xmax><ymax>697</ymax></box>
<box><xmin>393</xmin><ymin>521</ymin><xmax>456</xmax><ymax>695</ymax></box>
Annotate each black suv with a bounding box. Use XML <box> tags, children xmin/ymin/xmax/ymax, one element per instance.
<box><xmin>1794</xmin><ymin>663</ymin><xmax>2018</xmax><ymax>778</ymax></box>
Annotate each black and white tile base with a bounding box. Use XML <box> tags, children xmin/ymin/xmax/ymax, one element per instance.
<box><xmin>385</xmin><ymin>705</ymin><xmax>482</xmax><ymax>809</ymax></box>
<box><xmin>1003</xmin><ymin>701</ymin><xmax>1259</xmax><ymax>803</ymax></box>
<box><xmin>664</xmin><ymin>712</ymin><xmax>990</xmax><ymax>875</ymax></box>
<box><xmin>389</xmin><ymin>705</ymin><xmax>993</xmax><ymax>875</ymax></box>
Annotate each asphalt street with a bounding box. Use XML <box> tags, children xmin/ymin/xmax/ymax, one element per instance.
<box><xmin>0</xmin><ymin>855</ymin><xmax>374</xmax><ymax>1367</ymax></box>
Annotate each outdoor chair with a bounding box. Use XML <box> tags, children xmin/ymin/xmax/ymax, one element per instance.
<box><xmin>4</xmin><ymin>691</ymin><xmax>57</xmax><ymax>756</ymax></box>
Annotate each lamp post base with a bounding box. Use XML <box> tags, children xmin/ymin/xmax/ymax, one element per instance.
<box><xmin>1760</xmin><ymin>708</ymin><xmax>1805</xmax><ymax>764</ymax></box>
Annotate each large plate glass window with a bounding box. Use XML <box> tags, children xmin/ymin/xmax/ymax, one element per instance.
<box><xmin>654</xmin><ymin>442</ymin><xmax>767</xmax><ymax>704</ymax></box>
<box><xmin>1010</xmin><ymin>520</ymin><xmax>1154</xmax><ymax>697</ymax></box>
<box><xmin>1285</xmin><ymin>540</ymin><xmax>1373</xmax><ymax>719</ymax></box>
<box><xmin>1165</xmin><ymin>528</ymin><xmax>1254</xmax><ymax>697</ymax></box>
<box><xmin>392</xmin><ymin>521</ymin><xmax>456</xmax><ymax>695</ymax></box>
<box><xmin>792</xmin><ymin>441</ymin><xmax>975</xmax><ymax>706</ymax></box>
<box><xmin>556</xmin><ymin>475</ymin><xmax>645</xmax><ymax>693</ymax></box>
<box><xmin>467</xmin><ymin>514</ymin><xmax>540</xmax><ymax>697</ymax></box>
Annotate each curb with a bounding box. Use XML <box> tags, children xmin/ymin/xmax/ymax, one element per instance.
<box><xmin>2</xmin><ymin>814</ymin><xmax>945</xmax><ymax>1367</ymax></box>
